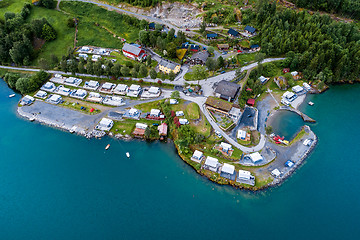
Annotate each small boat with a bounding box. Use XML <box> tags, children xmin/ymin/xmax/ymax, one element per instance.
<box><xmin>105</xmin><ymin>144</ymin><xmax>110</xmax><ymax>150</ymax></box>
<box><xmin>126</xmin><ymin>152</ymin><xmax>130</xmax><ymax>158</ymax></box>
<box><xmin>308</xmin><ymin>101</ymin><xmax>314</xmax><ymax>106</ymax></box>
<box><xmin>9</xmin><ymin>94</ymin><xmax>15</xmax><ymax>98</ymax></box>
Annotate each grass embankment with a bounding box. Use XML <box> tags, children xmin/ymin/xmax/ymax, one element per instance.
<box><xmin>186</xmin><ymin>102</ymin><xmax>200</xmax><ymax>119</ymax></box>
<box><xmin>60</xmin><ymin>1</ymin><xmax>140</xmax><ymax>48</ymax></box>
<box><xmin>290</xmin><ymin>127</ymin><xmax>308</xmax><ymax>145</ymax></box>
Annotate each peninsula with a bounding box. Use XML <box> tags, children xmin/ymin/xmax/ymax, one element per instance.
<box><xmin>2</xmin><ymin>0</ymin><xmax>358</xmax><ymax>190</ymax></box>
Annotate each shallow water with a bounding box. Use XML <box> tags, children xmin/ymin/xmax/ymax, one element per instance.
<box><xmin>1</xmin><ymin>81</ymin><xmax>360</xmax><ymax>239</ymax></box>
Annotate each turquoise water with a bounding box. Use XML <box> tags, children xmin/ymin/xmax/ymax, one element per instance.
<box><xmin>270</xmin><ymin>110</ymin><xmax>305</xmax><ymax>140</ymax></box>
<box><xmin>1</xmin><ymin>80</ymin><xmax>360</xmax><ymax>240</ymax></box>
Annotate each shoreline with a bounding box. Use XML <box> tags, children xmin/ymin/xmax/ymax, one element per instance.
<box><xmin>17</xmin><ymin>102</ymin><xmax>318</xmax><ymax>191</ymax></box>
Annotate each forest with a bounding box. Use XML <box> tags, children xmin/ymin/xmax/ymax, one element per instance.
<box><xmin>0</xmin><ymin>3</ymin><xmax>57</xmax><ymax>65</ymax></box>
<box><xmin>290</xmin><ymin>0</ymin><xmax>360</xmax><ymax>20</ymax></box>
<box><xmin>251</xmin><ymin>0</ymin><xmax>360</xmax><ymax>83</ymax></box>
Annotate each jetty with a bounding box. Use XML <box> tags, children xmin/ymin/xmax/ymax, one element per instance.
<box><xmin>280</xmin><ymin>106</ymin><xmax>316</xmax><ymax>123</ymax></box>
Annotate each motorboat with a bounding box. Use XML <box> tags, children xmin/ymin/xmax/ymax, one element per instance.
<box><xmin>126</xmin><ymin>152</ymin><xmax>130</xmax><ymax>158</ymax></box>
<box><xmin>105</xmin><ymin>144</ymin><xmax>110</xmax><ymax>150</ymax></box>
<box><xmin>308</xmin><ymin>101</ymin><xmax>314</xmax><ymax>106</ymax></box>
<box><xmin>9</xmin><ymin>94</ymin><xmax>15</xmax><ymax>98</ymax></box>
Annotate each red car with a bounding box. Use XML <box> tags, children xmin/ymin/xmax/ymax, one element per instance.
<box><xmin>186</xmin><ymin>28</ymin><xmax>190</xmax><ymax>31</ymax></box>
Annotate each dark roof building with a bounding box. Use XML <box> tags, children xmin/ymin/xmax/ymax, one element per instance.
<box><xmin>214</xmin><ymin>80</ymin><xmax>241</xmax><ymax>102</ymax></box>
<box><xmin>181</xmin><ymin>43</ymin><xmax>200</xmax><ymax>52</ymax></box>
<box><xmin>250</xmin><ymin>44</ymin><xmax>260</xmax><ymax>49</ymax></box>
<box><xmin>149</xmin><ymin>22</ymin><xmax>155</xmax><ymax>29</ymax></box>
<box><xmin>206</xmin><ymin>33</ymin><xmax>218</xmax><ymax>39</ymax></box>
<box><xmin>190</xmin><ymin>51</ymin><xmax>209</xmax><ymax>65</ymax></box>
<box><xmin>244</xmin><ymin>25</ymin><xmax>256</xmax><ymax>34</ymax></box>
<box><xmin>228</xmin><ymin>28</ymin><xmax>239</xmax><ymax>37</ymax></box>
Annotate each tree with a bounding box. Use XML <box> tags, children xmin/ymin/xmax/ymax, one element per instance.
<box><xmin>60</xmin><ymin>60</ymin><xmax>68</xmax><ymax>72</ymax></box>
<box><xmin>205</xmin><ymin>58</ymin><xmax>217</xmax><ymax>75</ymax></box>
<box><xmin>130</xmin><ymin>68</ymin><xmax>138</xmax><ymax>78</ymax></box>
<box><xmin>86</xmin><ymin>61</ymin><xmax>94</xmax><ymax>75</ymax></box>
<box><xmin>144</xmin><ymin>127</ymin><xmax>151</xmax><ymax>139</ymax></box>
<box><xmin>9</xmin><ymin>40</ymin><xmax>32</xmax><ymax>65</ymax></box>
<box><xmin>192</xmin><ymin>65</ymin><xmax>207</xmax><ymax>80</ymax></box>
<box><xmin>111</xmin><ymin>63</ymin><xmax>121</xmax><ymax>78</ymax></box>
<box><xmin>155</xmin><ymin>23</ymin><xmax>163</xmax><ymax>31</ymax></box>
<box><xmin>166</xmin><ymin>42</ymin><xmax>177</xmax><ymax>59</ymax></box>
<box><xmin>15</xmin><ymin>77</ymin><xmax>30</xmax><ymax>94</ymax></box>
<box><xmin>50</xmin><ymin>54</ymin><xmax>59</xmax><ymax>66</ymax></box>
<box><xmin>78</xmin><ymin>61</ymin><xmax>85</xmax><ymax>73</ymax></box>
<box><xmin>4</xmin><ymin>72</ymin><xmax>20</xmax><ymax>89</ymax></box>
<box><xmin>139</xmin><ymin>64</ymin><xmax>148</xmax><ymax>77</ymax></box>
<box><xmin>167</xmin><ymin>28</ymin><xmax>176</xmax><ymax>42</ymax></box>
<box><xmin>94</xmin><ymin>61</ymin><xmax>102</xmax><ymax>76</ymax></box>
<box><xmin>121</xmin><ymin>66</ymin><xmax>130</xmax><ymax>76</ymax></box>
<box><xmin>139</xmin><ymin>30</ymin><xmax>150</xmax><ymax>46</ymax></box>
<box><xmin>40</xmin><ymin>0</ymin><xmax>56</xmax><ymax>9</ymax></box>
<box><xmin>199</xmin><ymin>20</ymin><xmax>206</xmax><ymax>34</ymax></box>
<box><xmin>67</xmin><ymin>18</ymin><xmax>75</xmax><ymax>28</ymax></box>
<box><xmin>255</xmin><ymin>52</ymin><xmax>265</xmax><ymax>63</ymax></box>
<box><xmin>207</xmin><ymin>46</ymin><xmax>215</xmax><ymax>55</ymax></box>
<box><xmin>169</xmin><ymin>71</ymin><xmax>176</xmax><ymax>81</ymax></box>
<box><xmin>42</xmin><ymin>24</ymin><xmax>56</xmax><ymax>41</ymax></box>
<box><xmin>69</xmin><ymin>60</ymin><xmax>78</xmax><ymax>75</ymax></box>
<box><xmin>38</xmin><ymin>58</ymin><xmax>49</xmax><ymax>70</ymax></box>
<box><xmin>146</xmin><ymin>55</ymin><xmax>152</xmax><ymax>66</ymax></box>
<box><xmin>171</xmin><ymin>91</ymin><xmax>180</xmax><ymax>99</ymax></box>
<box><xmin>150</xmin><ymin>68</ymin><xmax>157</xmax><ymax>79</ymax></box>
<box><xmin>217</xmin><ymin>56</ymin><xmax>225</xmax><ymax>69</ymax></box>
<box><xmin>265</xmin><ymin>126</ymin><xmax>273</xmax><ymax>135</ymax></box>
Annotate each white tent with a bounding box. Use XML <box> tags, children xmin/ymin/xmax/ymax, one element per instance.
<box><xmin>249</xmin><ymin>152</ymin><xmax>263</xmax><ymax>163</ymax></box>
<box><xmin>204</xmin><ymin>157</ymin><xmax>218</xmax><ymax>168</ymax></box>
<box><xmin>238</xmin><ymin>170</ymin><xmax>252</xmax><ymax>180</ymax></box>
<box><xmin>221</xmin><ymin>163</ymin><xmax>235</xmax><ymax>174</ymax></box>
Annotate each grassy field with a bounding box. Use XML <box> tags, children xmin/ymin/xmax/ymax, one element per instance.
<box><xmin>186</xmin><ymin>102</ymin><xmax>200</xmax><ymax>119</ymax></box>
<box><xmin>134</xmin><ymin>99</ymin><xmax>163</xmax><ymax>112</ymax></box>
<box><xmin>0</xmin><ymin>0</ymin><xmax>29</xmax><ymax>19</ymax></box>
<box><xmin>60</xmin><ymin>1</ymin><xmax>141</xmax><ymax>48</ymax></box>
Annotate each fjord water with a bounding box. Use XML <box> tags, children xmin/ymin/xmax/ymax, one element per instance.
<box><xmin>1</xmin><ymin>80</ymin><xmax>359</xmax><ymax>240</ymax></box>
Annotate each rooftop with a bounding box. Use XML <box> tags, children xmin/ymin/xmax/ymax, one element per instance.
<box><xmin>122</xmin><ymin>43</ymin><xmax>142</xmax><ymax>55</ymax></box>
<box><xmin>214</xmin><ymin>80</ymin><xmax>241</xmax><ymax>99</ymax></box>
<box><xmin>244</xmin><ymin>25</ymin><xmax>256</xmax><ymax>33</ymax></box>
<box><xmin>205</xmin><ymin>96</ymin><xmax>233</xmax><ymax>112</ymax></box>
<box><xmin>159</xmin><ymin>59</ymin><xmax>180</xmax><ymax>70</ymax></box>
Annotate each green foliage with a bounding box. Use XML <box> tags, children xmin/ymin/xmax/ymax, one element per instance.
<box><xmin>253</xmin><ymin>1</ymin><xmax>360</xmax><ymax>83</ymax></box>
<box><xmin>171</xmin><ymin>91</ymin><xmax>180</xmax><ymax>99</ymax></box>
<box><xmin>217</xmin><ymin>56</ymin><xmax>224</xmax><ymax>69</ymax></box>
<box><xmin>40</xmin><ymin>0</ymin><xmax>56</xmax><ymax>9</ymax></box>
<box><xmin>192</xmin><ymin>65</ymin><xmax>207</xmax><ymax>80</ymax></box>
<box><xmin>9</xmin><ymin>70</ymin><xmax>49</xmax><ymax>94</ymax></box>
<box><xmin>169</xmin><ymin>71</ymin><xmax>176</xmax><ymax>81</ymax></box>
<box><xmin>42</xmin><ymin>23</ymin><xmax>57</xmax><ymax>41</ymax></box>
<box><xmin>4</xmin><ymin>72</ymin><xmax>21</xmax><ymax>89</ymax></box>
<box><xmin>265</xmin><ymin>126</ymin><xmax>273</xmax><ymax>135</ymax></box>
<box><xmin>150</xmin><ymin>68</ymin><xmax>157</xmax><ymax>79</ymax></box>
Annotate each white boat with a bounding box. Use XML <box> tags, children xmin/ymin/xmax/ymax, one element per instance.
<box><xmin>105</xmin><ymin>144</ymin><xmax>110</xmax><ymax>150</ymax></box>
<box><xmin>308</xmin><ymin>101</ymin><xmax>314</xmax><ymax>106</ymax></box>
<box><xmin>126</xmin><ymin>152</ymin><xmax>130</xmax><ymax>158</ymax></box>
<box><xmin>9</xmin><ymin>94</ymin><xmax>15</xmax><ymax>98</ymax></box>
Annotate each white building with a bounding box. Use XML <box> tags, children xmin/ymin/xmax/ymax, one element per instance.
<box><xmin>221</xmin><ymin>163</ymin><xmax>235</xmax><ymax>175</ymax></box>
<box><xmin>56</xmin><ymin>85</ymin><xmax>71</xmax><ymax>96</ymax></box>
<box><xmin>20</xmin><ymin>95</ymin><xmax>35</xmax><ymax>105</ymax></box>
<box><xmin>103</xmin><ymin>96</ymin><xmax>125</xmax><ymax>106</ymax></box>
<box><xmin>249</xmin><ymin>152</ymin><xmax>263</xmax><ymax>163</ymax></box>
<box><xmin>70</xmin><ymin>89</ymin><xmax>87</xmax><ymax>99</ymax></box>
<box><xmin>92</xmin><ymin>55</ymin><xmax>101</xmax><ymax>62</ymax></box>
<box><xmin>84</xmin><ymin>81</ymin><xmax>100</xmax><ymax>90</ymax></box>
<box><xmin>100</xmin><ymin>82</ymin><xmax>116</xmax><ymax>93</ymax></box>
<box><xmin>129</xmin><ymin>108</ymin><xmax>139</xmax><ymax>117</ymax></box>
<box><xmin>34</xmin><ymin>90</ymin><xmax>47</xmax><ymax>99</ymax></box>
<box><xmin>135</xmin><ymin>123</ymin><xmax>148</xmax><ymax>130</ymax></box>
<box><xmin>150</xmin><ymin>109</ymin><xmax>161</xmax><ymax>117</ymax></box>
<box><xmin>64</xmin><ymin>77</ymin><xmax>82</xmax><ymax>87</ymax></box>
<box><xmin>303</xmin><ymin>82</ymin><xmax>311</xmax><ymax>91</ymax></box>
<box><xmin>79</xmin><ymin>46</ymin><xmax>90</xmax><ymax>53</ymax></box>
<box><xmin>204</xmin><ymin>156</ymin><xmax>219</xmax><ymax>172</ymax></box>
<box><xmin>148</xmin><ymin>86</ymin><xmax>160</xmax><ymax>95</ymax></box>
<box><xmin>271</xmin><ymin>169</ymin><xmax>281</xmax><ymax>178</ymax></box>
<box><xmin>114</xmin><ymin>84</ymin><xmax>128</xmax><ymax>95</ymax></box>
<box><xmin>282</xmin><ymin>91</ymin><xmax>297</xmax><ymax>102</ymax></box>
<box><xmin>179</xmin><ymin>118</ymin><xmax>189</xmax><ymax>125</ymax></box>
<box><xmin>291</xmin><ymin>71</ymin><xmax>298</xmax><ymax>77</ymax></box>
<box><xmin>127</xmin><ymin>84</ymin><xmax>142</xmax><ymax>97</ymax></box>
<box><xmin>176</xmin><ymin>111</ymin><xmax>184</xmax><ymax>117</ymax></box>
<box><xmin>40</xmin><ymin>82</ymin><xmax>56</xmax><ymax>92</ymax></box>
<box><xmin>191</xmin><ymin>150</ymin><xmax>204</xmax><ymax>163</ymax></box>
<box><xmin>47</xmin><ymin>94</ymin><xmax>62</xmax><ymax>104</ymax></box>
<box><xmin>220</xmin><ymin>142</ymin><xmax>232</xmax><ymax>153</ymax></box>
<box><xmin>292</xmin><ymin>85</ymin><xmax>303</xmax><ymax>93</ymax></box>
<box><xmin>87</xmin><ymin>92</ymin><xmax>103</xmax><ymax>103</ymax></box>
<box><xmin>303</xmin><ymin>139</ymin><xmax>312</xmax><ymax>146</ymax></box>
<box><xmin>238</xmin><ymin>170</ymin><xmax>252</xmax><ymax>181</ymax></box>
<box><xmin>170</xmin><ymin>99</ymin><xmax>178</xmax><ymax>105</ymax></box>
<box><xmin>96</xmin><ymin>118</ymin><xmax>114</xmax><ymax>131</ymax></box>
<box><xmin>259</xmin><ymin>76</ymin><xmax>268</xmax><ymax>84</ymax></box>
<box><xmin>237</xmin><ymin>129</ymin><xmax>246</xmax><ymax>140</ymax></box>
<box><xmin>78</xmin><ymin>53</ymin><xmax>88</xmax><ymax>59</ymax></box>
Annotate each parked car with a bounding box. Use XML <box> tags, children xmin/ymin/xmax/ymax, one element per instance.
<box><xmin>186</xmin><ymin>28</ymin><xmax>190</xmax><ymax>31</ymax></box>
<box><xmin>221</xmin><ymin>71</ymin><xmax>226</xmax><ymax>74</ymax></box>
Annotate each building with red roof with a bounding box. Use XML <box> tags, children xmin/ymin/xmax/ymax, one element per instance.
<box><xmin>247</xmin><ymin>99</ymin><xmax>255</xmax><ymax>106</ymax></box>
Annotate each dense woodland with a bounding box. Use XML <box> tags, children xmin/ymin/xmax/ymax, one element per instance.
<box><xmin>290</xmin><ymin>0</ymin><xmax>360</xmax><ymax>20</ymax></box>
<box><xmin>4</xmin><ymin>70</ymin><xmax>50</xmax><ymax>94</ymax></box>
<box><xmin>0</xmin><ymin>4</ymin><xmax>57</xmax><ymax>65</ymax></box>
<box><xmin>113</xmin><ymin>0</ymin><xmax>160</xmax><ymax>7</ymax></box>
<box><xmin>249</xmin><ymin>0</ymin><xmax>360</xmax><ymax>83</ymax></box>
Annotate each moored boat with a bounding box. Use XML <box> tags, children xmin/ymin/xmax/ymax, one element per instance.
<box><xmin>126</xmin><ymin>152</ymin><xmax>130</xmax><ymax>158</ymax></box>
<box><xmin>9</xmin><ymin>94</ymin><xmax>15</xmax><ymax>98</ymax></box>
<box><xmin>308</xmin><ymin>101</ymin><xmax>314</xmax><ymax>106</ymax></box>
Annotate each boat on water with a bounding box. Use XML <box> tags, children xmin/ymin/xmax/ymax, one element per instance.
<box><xmin>9</xmin><ymin>94</ymin><xmax>15</xmax><ymax>98</ymax></box>
<box><xmin>105</xmin><ymin>144</ymin><xmax>110</xmax><ymax>150</ymax></box>
<box><xmin>308</xmin><ymin>101</ymin><xmax>314</xmax><ymax>106</ymax></box>
<box><xmin>126</xmin><ymin>152</ymin><xmax>130</xmax><ymax>158</ymax></box>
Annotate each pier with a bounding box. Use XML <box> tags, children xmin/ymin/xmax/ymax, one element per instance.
<box><xmin>280</xmin><ymin>106</ymin><xmax>316</xmax><ymax>123</ymax></box>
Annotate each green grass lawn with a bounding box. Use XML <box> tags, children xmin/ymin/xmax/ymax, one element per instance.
<box><xmin>0</xmin><ymin>0</ymin><xmax>29</xmax><ymax>20</ymax></box>
<box><xmin>186</xmin><ymin>102</ymin><xmax>200</xmax><ymax>119</ymax></box>
<box><xmin>60</xmin><ymin>1</ymin><xmax>141</xmax><ymax>46</ymax></box>
<box><xmin>236</xmin><ymin>53</ymin><xmax>257</xmax><ymax>65</ymax></box>
<box><xmin>134</xmin><ymin>99</ymin><xmax>164</xmax><ymax>112</ymax></box>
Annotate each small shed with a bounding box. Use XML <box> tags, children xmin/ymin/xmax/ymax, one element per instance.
<box><xmin>247</xmin><ymin>99</ymin><xmax>255</xmax><ymax>106</ymax></box>
<box><xmin>271</xmin><ymin>169</ymin><xmax>281</xmax><ymax>177</ymax></box>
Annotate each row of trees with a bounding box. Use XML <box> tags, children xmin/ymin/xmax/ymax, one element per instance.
<box><xmin>252</xmin><ymin>0</ymin><xmax>360</xmax><ymax>83</ymax></box>
<box><xmin>0</xmin><ymin>4</ymin><xmax>57</xmax><ymax>65</ymax></box>
<box><xmin>113</xmin><ymin>0</ymin><xmax>159</xmax><ymax>7</ymax></box>
<box><xmin>4</xmin><ymin>70</ymin><xmax>50</xmax><ymax>94</ymax></box>
<box><xmin>290</xmin><ymin>0</ymin><xmax>360</xmax><ymax>20</ymax></box>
